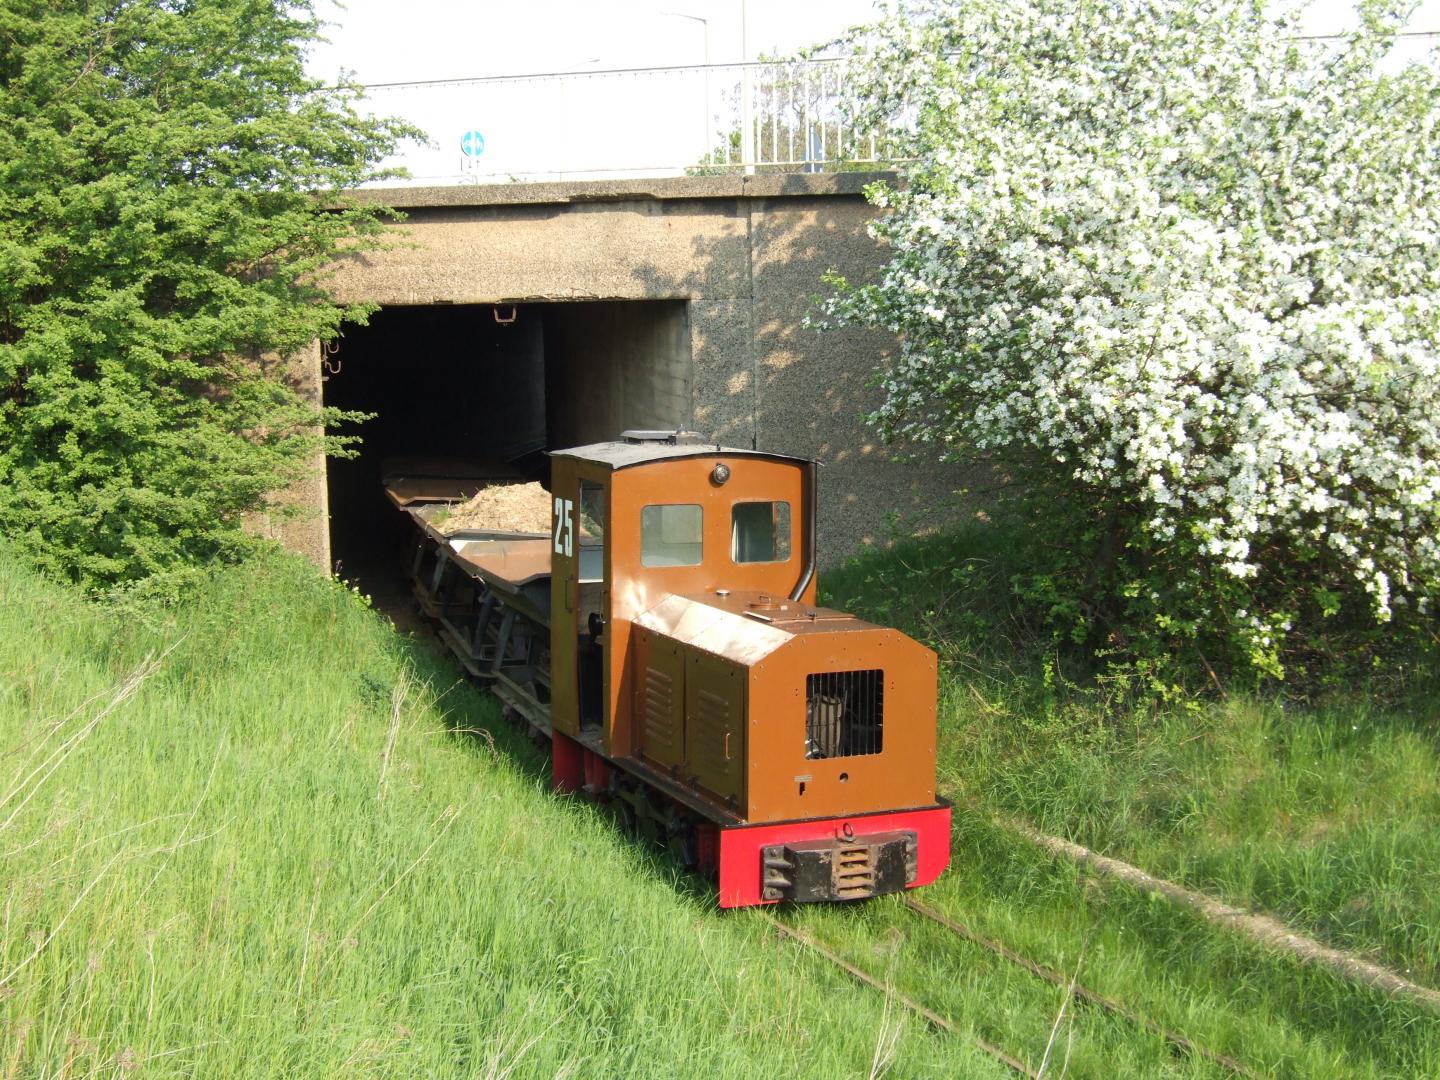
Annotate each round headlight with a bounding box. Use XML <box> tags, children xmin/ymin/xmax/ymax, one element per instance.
<box><xmin>710</xmin><ymin>463</ymin><xmax>731</xmax><ymax>485</ymax></box>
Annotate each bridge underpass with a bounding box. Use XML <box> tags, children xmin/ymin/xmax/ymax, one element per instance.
<box><xmin>249</xmin><ymin>174</ymin><xmax>970</xmax><ymax>586</ymax></box>
<box><xmin>322</xmin><ymin>299</ymin><xmax>690</xmax><ymax>600</ymax></box>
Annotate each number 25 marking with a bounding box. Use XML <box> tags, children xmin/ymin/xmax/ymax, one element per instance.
<box><xmin>553</xmin><ymin>497</ymin><xmax>574</xmax><ymax>557</ymax></box>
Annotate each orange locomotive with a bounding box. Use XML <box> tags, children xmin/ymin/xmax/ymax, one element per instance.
<box><xmin>391</xmin><ymin>431</ymin><xmax>951</xmax><ymax>907</ymax></box>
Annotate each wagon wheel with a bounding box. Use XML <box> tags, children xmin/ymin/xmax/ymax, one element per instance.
<box><xmin>664</xmin><ymin>808</ymin><xmax>697</xmax><ymax>868</ymax></box>
<box><xmin>669</xmin><ymin>825</ymin><xmax>698</xmax><ymax>869</ymax></box>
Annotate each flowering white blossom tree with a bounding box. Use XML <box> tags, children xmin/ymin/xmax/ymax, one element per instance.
<box><xmin>823</xmin><ymin>0</ymin><xmax>1440</xmax><ymax>677</ymax></box>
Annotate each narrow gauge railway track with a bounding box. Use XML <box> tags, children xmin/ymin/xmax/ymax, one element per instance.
<box><xmin>387</xmin><ymin>444</ymin><xmax>1255</xmax><ymax>1071</ymax></box>
<box><xmin>757</xmin><ymin>909</ymin><xmax>1040</xmax><ymax>1078</ymax></box>
<box><xmin>759</xmin><ymin>896</ymin><xmax>1256</xmax><ymax>1079</ymax></box>
<box><xmin>453</xmin><ymin>629</ymin><xmax>1246</xmax><ymax>1076</ymax></box>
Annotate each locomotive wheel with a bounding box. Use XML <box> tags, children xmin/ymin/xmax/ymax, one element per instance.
<box><xmin>596</xmin><ymin>774</ymin><xmax>699</xmax><ymax>869</ymax></box>
<box><xmin>637</xmin><ymin>789</ymin><xmax>670</xmax><ymax>847</ymax></box>
<box><xmin>665</xmin><ymin>810</ymin><xmax>698</xmax><ymax>869</ymax></box>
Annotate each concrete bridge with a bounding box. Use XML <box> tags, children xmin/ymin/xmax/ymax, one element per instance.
<box><xmin>260</xmin><ymin>173</ymin><xmax>965</xmax><ymax>578</ymax></box>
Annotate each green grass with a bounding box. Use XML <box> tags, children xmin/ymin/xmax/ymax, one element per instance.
<box><xmin>0</xmin><ymin>549</ymin><xmax>1004</xmax><ymax>1079</ymax></box>
<box><xmin>820</xmin><ymin>527</ymin><xmax>1440</xmax><ymax>1078</ymax></box>
<box><xmin>6</xmin><ymin>528</ymin><xmax>1439</xmax><ymax>1078</ymax></box>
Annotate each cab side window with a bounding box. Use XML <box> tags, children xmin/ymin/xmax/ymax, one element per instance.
<box><xmin>578</xmin><ymin>480</ymin><xmax>605</xmax><ymax>583</ymax></box>
<box><xmin>641</xmin><ymin>504</ymin><xmax>703</xmax><ymax>567</ymax></box>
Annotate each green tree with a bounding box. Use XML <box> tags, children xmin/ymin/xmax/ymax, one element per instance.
<box><xmin>0</xmin><ymin>0</ymin><xmax>414</xmax><ymax>591</ymax></box>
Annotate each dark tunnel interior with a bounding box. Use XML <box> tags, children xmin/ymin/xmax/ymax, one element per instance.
<box><xmin>321</xmin><ymin>300</ymin><xmax>692</xmax><ymax>610</ymax></box>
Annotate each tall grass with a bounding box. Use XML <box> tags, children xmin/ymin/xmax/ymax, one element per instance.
<box><xmin>0</xmin><ymin>549</ymin><xmax>1004</xmax><ymax>1078</ymax></box>
<box><xmin>820</xmin><ymin>526</ymin><xmax>1440</xmax><ymax>1077</ymax></box>
<box><xmin>6</xmin><ymin>528</ymin><xmax>1438</xmax><ymax>1078</ymax></box>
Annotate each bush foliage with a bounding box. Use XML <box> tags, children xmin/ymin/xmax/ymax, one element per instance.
<box><xmin>825</xmin><ymin>0</ymin><xmax>1440</xmax><ymax>683</ymax></box>
<box><xmin>0</xmin><ymin>0</ymin><xmax>413</xmax><ymax>590</ymax></box>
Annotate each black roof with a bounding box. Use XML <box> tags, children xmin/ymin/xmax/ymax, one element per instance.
<box><xmin>550</xmin><ymin>436</ymin><xmax>814</xmax><ymax>471</ymax></box>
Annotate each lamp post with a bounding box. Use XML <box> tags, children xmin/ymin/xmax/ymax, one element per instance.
<box><xmin>739</xmin><ymin>0</ymin><xmax>753</xmax><ymax>173</ymax></box>
<box><xmin>554</xmin><ymin>57</ymin><xmax>600</xmax><ymax>180</ymax></box>
<box><xmin>660</xmin><ymin>11</ymin><xmax>712</xmax><ymax>168</ymax></box>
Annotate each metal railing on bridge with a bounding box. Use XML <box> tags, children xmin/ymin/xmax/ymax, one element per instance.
<box><xmin>355</xmin><ymin>57</ymin><xmax>895</xmax><ymax>186</ymax></box>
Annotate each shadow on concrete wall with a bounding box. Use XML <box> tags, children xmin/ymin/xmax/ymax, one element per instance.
<box><xmin>623</xmin><ymin>195</ymin><xmax>974</xmax><ymax>558</ymax></box>
<box><xmin>318</xmin><ymin>180</ymin><xmax>976</xmax><ymax>564</ymax></box>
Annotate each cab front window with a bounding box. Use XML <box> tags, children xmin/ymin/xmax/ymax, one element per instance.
<box><xmin>641</xmin><ymin>504</ymin><xmax>703</xmax><ymax>567</ymax></box>
<box><xmin>731</xmin><ymin>501</ymin><xmax>791</xmax><ymax>564</ymax></box>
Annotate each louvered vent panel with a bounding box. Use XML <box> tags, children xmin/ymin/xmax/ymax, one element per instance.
<box><xmin>695</xmin><ymin>689</ymin><xmax>732</xmax><ymax>760</ymax></box>
<box><xmin>643</xmin><ymin>666</ymin><xmax>674</xmax><ymax>745</ymax></box>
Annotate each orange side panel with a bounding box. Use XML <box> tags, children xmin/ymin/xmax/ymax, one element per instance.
<box><xmin>685</xmin><ymin>650</ymin><xmax>745</xmax><ymax>805</ymax></box>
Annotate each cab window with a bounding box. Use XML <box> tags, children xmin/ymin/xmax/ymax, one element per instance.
<box><xmin>577</xmin><ymin>480</ymin><xmax>605</xmax><ymax>583</ymax></box>
<box><xmin>641</xmin><ymin>504</ymin><xmax>703</xmax><ymax>567</ymax></box>
<box><xmin>731</xmin><ymin>501</ymin><xmax>791</xmax><ymax>563</ymax></box>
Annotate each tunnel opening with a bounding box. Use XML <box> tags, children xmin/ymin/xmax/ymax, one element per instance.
<box><xmin>320</xmin><ymin>299</ymin><xmax>692</xmax><ymax>615</ymax></box>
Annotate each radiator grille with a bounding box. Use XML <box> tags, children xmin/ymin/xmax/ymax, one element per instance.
<box><xmin>805</xmin><ymin>669</ymin><xmax>883</xmax><ymax>759</ymax></box>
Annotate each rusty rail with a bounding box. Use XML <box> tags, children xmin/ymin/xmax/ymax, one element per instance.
<box><xmin>758</xmin><ymin>898</ymin><xmax>1258</xmax><ymax>1078</ymax></box>
<box><xmin>758</xmin><ymin>912</ymin><xmax>1040</xmax><ymax>1077</ymax></box>
<box><xmin>900</xmin><ymin>897</ymin><xmax>1256</xmax><ymax>1078</ymax></box>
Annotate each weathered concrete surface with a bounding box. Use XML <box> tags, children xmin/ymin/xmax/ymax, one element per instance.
<box><xmin>542</xmin><ymin>300</ymin><xmax>692</xmax><ymax>448</ymax></box>
<box><xmin>746</xmin><ymin>194</ymin><xmax>963</xmax><ymax>563</ymax></box>
<box><xmin>340</xmin><ymin>172</ymin><xmax>886</xmax><ymax>209</ymax></box>
<box><xmin>246</xmin><ymin>340</ymin><xmax>330</xmax><ymax>568</ymax></box>
<box><xmin>284</xmin><ymin>174</ymin><xmax>967</xmax><ymax>569</ymax></box>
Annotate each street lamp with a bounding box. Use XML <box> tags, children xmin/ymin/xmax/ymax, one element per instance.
<box><xmin>660</xmin><ymin>11</ymin><xmax>710</xmax><ymax>63</ymax></box>
<box><xmin>739</xmin><ymin>0</ymin><xmax>753</xmax><ymax>174</ymax></box>
<box><xmin>660</xmin><ymin>11</ymin><xmax>713</xmax><ymax>168</ymax></box>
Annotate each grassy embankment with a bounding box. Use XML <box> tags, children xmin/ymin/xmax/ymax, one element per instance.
<box><xmin>0</xmin><ymin>550</ymin><xmax>1002</xmax><ymax>1079</ymax></box>
<box><xmin>808</xmin><ymin>527</ymin><xmax>1440</xmax><ymax>1079</ymax></box>
<box><xmin>4</xmin><ymin>531</ymin><xmax>1438</xmax><ymax>1078</ymax></box>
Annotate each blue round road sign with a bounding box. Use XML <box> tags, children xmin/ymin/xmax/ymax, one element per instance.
<box><xmin>460</xmin><ymin>130</ymin><xmax>486</xmax><ymax>157</ymax></box>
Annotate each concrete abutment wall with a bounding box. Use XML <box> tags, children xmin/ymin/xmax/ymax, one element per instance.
<box><xmin>543</xmin><ymin>300</ymin><xmax>692</xmax><ymax>449</ymax></box>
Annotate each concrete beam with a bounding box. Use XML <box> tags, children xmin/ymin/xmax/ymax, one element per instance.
<box><xmin>338</xmin><ymin>172</ymin><xmax>899</xmax><ymax>211</ymax></box>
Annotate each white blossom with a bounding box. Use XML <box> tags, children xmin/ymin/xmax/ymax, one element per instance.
<box><xmin>823</xmin><ymin>0</ymin><xmax>1440</xmax><ymax>661</ymax></box>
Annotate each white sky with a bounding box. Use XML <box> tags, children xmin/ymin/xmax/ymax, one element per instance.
<box><xmin>304</xmin><ymin>0</ymin><xmax>1440</xmax><ymax>184</ymax></box>
<box><xmin>306</xmin><ymin>0</ymin><xmax>882</xmax><ymax>84</ymax></box>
